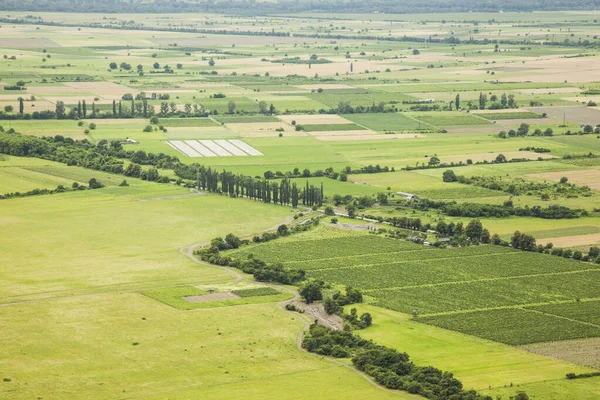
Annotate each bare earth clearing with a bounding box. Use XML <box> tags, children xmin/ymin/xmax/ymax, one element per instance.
<box><xmin>528</xmin><ymin>106</ymin><xmax>600</xmax><ymax>125</ymax></box>
<box><xmin>528</xmin><ymin>169</ymin><xmax>600</xmax><ymax>190</ymax></box>
<box><xmin>184</xmin><ymin>292</ymin><xmax>241</xmax><ymax>303</ymax></box>
<box><xmin>522</xmin><ymin>338</ymin><xmax>600</xmax><ymax>369</ymax></box>
<box><xmin>537</xmin><ymin>233</ymin><xmax>600</xmax><ymax>247</ymax></box>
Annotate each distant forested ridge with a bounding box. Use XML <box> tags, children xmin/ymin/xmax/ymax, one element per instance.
<box><xmin>1</xmin><ymin>0</ymin><xmax>600</xmax><ymax>14</ymax></box>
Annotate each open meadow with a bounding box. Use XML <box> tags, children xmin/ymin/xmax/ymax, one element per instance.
<box><xmin>2</xmin><ymin>5</ymin><xmax>600</xmax><ymax>400</ymax></box>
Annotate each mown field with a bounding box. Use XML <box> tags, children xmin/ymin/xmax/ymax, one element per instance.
<box><xmin>0</xmin><ymin>172</ymin><xmax>409</xmax><ymax>400</ymax></box>
<box><xmin>2</xmin><ymin>8</ymin><xmax>600</xmax><ymax>400</ymax></box>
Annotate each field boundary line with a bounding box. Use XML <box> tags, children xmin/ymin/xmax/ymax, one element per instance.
<box><xmin>304</xmin><ymin>250</ymin><xmax>530</xmax><ymax>271</ymax></box>
<box><xmin>523</xmin><ymin>307</ymin><xmax>600</xmax><ymax>329</ymax></box>
<box><xmin>365</xmin><ymin>268</ymin><xmax>600</xmax><ymax>292</ymax></box>
<box><xmin>414</xmin><ymin>297</ymin><xmax>600</xmax><ymax>318</ymax></box>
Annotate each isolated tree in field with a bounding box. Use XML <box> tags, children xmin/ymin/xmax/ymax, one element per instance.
<box><xmin>491</xmin><ymin>233</ymin><xmax>502</xmax><ymax>245</ymax></box>
<box><xmin>501</xmin><ymin>93</ymin><xmax>508</xmax><ymax>107</ymax></box>
<box><xmin>350</xmin><ymin>62</ymin><xmax>353</xmax><ymax>72</ymax></box>
<box><xmin>153</xmin><ymin>62</ymin><xmax>160</xmax><ymax>69</ymax></box>
<box><xmin>91</xmin><ymin>102</ymin><xmax>96</xmax><ymax>117</ymax></box>
<box><xmin>507</xmin><ymin>94</ymin><xmax>515</xmax><ymax>108</ymax></box>
<box><xmin>428</xmin><ymin>156</ymin><xmax>440</xmax><ymax>166</ymax></box>
<box><xmin>227</xmin><ymin>100</ymin><xmax>236</xmax><ymax>114</ymax></box>
<box><xmin>455</xmin><ymin>94</ymin><xmax>460</xmax><ymax>110</ymax></box>
<box><xmin>160</xmin><ymin>102</ymin><xmax>169</xmax><ymax>116</ymax></box>
<box><xmin>560</xmin><ymin>176</ymin><xmax>569</xmax><ymax>184</ymax></box>
<box><xmin>109</xmin><ymin>62</ymin><xmax>117</xmax><ymax>69</ymax></box>
<box><xmin>258</xmin><ymin>100</ymin><xmax>268</xmax><ymax>114</ymax></box>
<box><xmin>495</xmin><ymin>154</ymin><xmax>507</xmax><ymax>163</ymax></box>
<box><xmin>300</xmin><ymin>281</ymin><xmax>322</xmax><ymax>304</ymax></box>
<box><xmin>208</xmin><ymin>58</ymin><xmax>215</xmax><ymax>67</ymax></box>
<box><xmin>442</xmin><ymin>169</ymin><xmax>457</xmax><ymax>182</ymax></box>
<box><xmin>55</xmin><ymin>101</ymin><xmax>66</xmax><ymax>119</ymax></box>
<box><xmin>478</xmin><ymin>92</ymin><xmax>487</xmax><ymax>110</ymax></box>
<box><xmin>481</xmin><ymin>228</ymin><xmax>491</xmax><ymax>243</ymax></box>
<box><xmin>4</xmin><ymin>105</ymin><xmax>13</xmax><ymax>112</ymax></box>
<box><xmin>359</xmin><ymin>312</ymin><xmax>372</xmax><ymax>328</ymax></box>
<box><xmin>465</xmin><ymin>219</ymin><xmax>483</xmax><ymax>242</ymax></box>
<box><xmin>18</xmin><ymin>97</ymin><xmax>24</xmax><ymax>115</ymax></box>
<box><xmin>88</xmin><ymin>178</ymin><xmax>104</xmax><ymax>189</ymax></box>
<box><xmin>517</xmin><ymin>123</ymin><xmax>529</xmax><ymax>136</ymax></box>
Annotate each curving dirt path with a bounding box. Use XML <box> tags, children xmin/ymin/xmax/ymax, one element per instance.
<box><xmin>179</xmin><ymin>219</ymin><xmax>419</xmax><ymax>398</ymax></box>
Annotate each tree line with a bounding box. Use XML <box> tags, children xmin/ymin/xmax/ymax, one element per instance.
<box><xmin>303</xmin><ymin>324</ymin><xmax>497</xmax><ymax>400</ymax></box>
<box><xmin>410</xmin><ymin>198</ymin><xmax>584</xmax><ymax>219</ymax></box>
<box><xmin>492</xmin><ymin>231</ymin><xmax>600</xmax><ymax>264</ymax></box>
<box><xmin>0</xmin><ymin>178</ymin><xmax>106</xmax><ymax>200</ymax></box>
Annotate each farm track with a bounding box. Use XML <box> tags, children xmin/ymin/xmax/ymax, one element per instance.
<box><xmin>178</xmin><ymin>221</ymin><xmax>418</xmax><ymax>398</ymax></box>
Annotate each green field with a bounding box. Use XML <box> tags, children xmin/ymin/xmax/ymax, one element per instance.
<box><xmin>226</xmin><ymin>227</ymin><xmax>600</xmax><ymax>345</ymax></box>
<box><xmin>2</xmin><ymin>7</ymin><xmax>600</xmax><ymax>400</ymax></box>
<box><xmin>342</xmin><ymin>113</ymin><xmax>427</xmax><ymax>131</ymax></box>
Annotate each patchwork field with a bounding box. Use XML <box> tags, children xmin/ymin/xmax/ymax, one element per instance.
<box><xmin>165</xmin><ymin>139</ymin><xmax>263</xmax><ymax>157</ymax></box>
<box><xmin>228</xmin><ymin>226</ymin><xmax>600</xmax><ymax>346</ymax></box>
<box><xmin>3</xmin><ymin>7</ymin><xmax>600</xmax><ymax>400</ymax></box>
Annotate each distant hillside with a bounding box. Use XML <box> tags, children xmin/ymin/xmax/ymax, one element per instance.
<box><xmin>1</xmin><ymin>0</ymin><xmax>600</xmax><ymax>14</ymax></box>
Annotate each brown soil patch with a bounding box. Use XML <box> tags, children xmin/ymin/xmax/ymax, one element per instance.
<box><xmin>291</xmin><ymin>301</ymin><xmax>344</xmax><ymax>331</ymax></box>
<box><xmin>26</xmin><ymin>85</ymin><xmax>89</xmax><ymax>95</ymax></box>
<box><xmin>308</xmin><ymin>129</ymin><xmax>378</xmax><ymax>137</ymax></box>
<box><xmin>0</xmin><ymin>38</ymin><xmax>59</xmax><ymax>48</ymax></box>
<box><xmin>278</xmin><ymin>114</ymin><xmax>352</xmax><ymax>125</ymax></box>
<box><xmin>527</xmin><ymin>169</ymin><xmax>600</xmax><ymax>191</ymax></box>
<box><xmin>183</xmin><ymin>292</ymin><xmax>241</xmax><ymax>303</ymax></box>
<box><xmin>522</xmin><ymin>337</ymin><xmax>600</xmax><ymax>369</ymax></box>
<box><xmin>537</xmin><ymin>233</ymin><xmax>600</xmax><ymax>248</ymax></box>
<box><xmin>516</xmin><ymin>88</ymin><xmax>583</xmax><ymax>95</ymax></box>
<box><xmin>314</xmin><ymin>134</ymin><xmax>424</xmax><ymax>141</ymax></box>
<box><xmin>330</xmin><ymin>222</ymin><xmax>377</xmax><ymax>231</ymax></box>
<box><xmin>180</xmin><ymin>83</ymin><xmax>233</xmax><ymax>89</ymax></box>
<box><xmin>441</xmin><ymin>151</ymin><xmax>555</xmax><ymax>164</ymax></box>
<box><xmin>64</xmin><ymin>82</ymin><xmax>137</xmax><ymax>100</ymax></box>
<box><xmin>496</xmin><ymin>57</ymin><xmax>600</xmax><ymax>83</ymax></box>
<box><xmin>297</xmin><ymin>84</ymin><xmax>354</xmax><ymax>90</ymax></box>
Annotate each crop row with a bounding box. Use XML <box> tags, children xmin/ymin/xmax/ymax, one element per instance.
<box><xmin>308</xmin><ymin>252</ymin><xmax>598</xmax><ymax>291</ymax></box>
<box><xmin>419</xmin><ymin>308</ymin><xmax>600</xmax><ymax>345</ymax></box>
<box><xmin>527</xmin><ymin>300</ymin><xmax>600</xmax><ymax>326</ymax></box>
<box><xmin>231</xmin><ymin>235</ymin><xmax>424</xmax><ymax>263</ymax></box>
<box><xmin>371</xmin><ymin>269</ymin><xmax>600</xmax><ymax>315</ymax></box>
<box><xmin>295</xmin><ymin>245</ymin><xmax>517</xmax><ymax>270</ymax></box>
